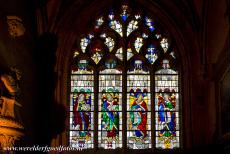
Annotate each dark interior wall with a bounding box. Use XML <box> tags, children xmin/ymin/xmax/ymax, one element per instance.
<box><xmin>0</xmin><ymin>0</ymin><xmax>37</xmax><ymax>147</ymax></box>
<box><xmin>221</xmin><ymin>68</ymin><xmax>230</xmax><ymax>134</ymax></box>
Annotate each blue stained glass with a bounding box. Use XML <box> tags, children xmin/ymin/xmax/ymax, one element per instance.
<box><xmin>146</xmin><ymin>45</ymin><xmax>158</xmax><ymax>64</ymax></box>
<box><xmin>145</xmin><ymin>17</ymin><xmax>155</xmax><ymax>32</ymax></box>
<box><xmin>121</xmin><ymin>5</ymin><xmax>129</xmax><ymax>21</ymax></box>
<box><xmin>108</xmin><ymin>11</ymin><xmax>114</xmax><ymax>20</ymax></box>
<box><xmin>134</xmin><ymin>60</ymin><xmax>143</xmax><ymax>70</ymax></box>
<box><xmin>121</xmin><ymin>14</ymin><xmax>128</xmax><ymax>21</ymax></box>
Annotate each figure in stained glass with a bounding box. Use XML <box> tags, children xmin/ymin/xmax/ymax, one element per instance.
<box><xmin>157</xmin><ymin>93</ymin><xmax>176</xmax><ymax>137</ymax></box>
<box><xmin>130</xmin><ymin>89</ymin><xmax>148</xmax><ymax>138</ymax></box>
<box><xmin>73</xmin><ymin>90</ymin><xmax>91</xmax><ymax>138</ymax></box>
<box><xmin>101</xmin><ymin>90</ymin><xmax>119</xmax><ymax>141</ymax></box>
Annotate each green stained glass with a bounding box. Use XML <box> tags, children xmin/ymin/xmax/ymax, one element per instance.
<box><xmin>127</xmin><ymin>68</ymin><xmax>151</xmax><ymax>149</ymax></box>
<box><xmin>98</xmin><ymin>69</ymin><xmax>122</xmax><ymax>149</ymax></box>
<box><xmin>71</xmin><ymin>3</ymin><xmax>181</xmax><ymax>150</ymax></box>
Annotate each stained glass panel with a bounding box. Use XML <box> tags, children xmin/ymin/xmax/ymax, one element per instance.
<box><xmin>91</xmin><ymin>47</ymin><xmax>103</xmax><ymax>64</ymax></box>
<box><xmin>80</xmin><ymin>34</ymin><xmax>94</xmax><ymax>53</ymax></box>
<box><xmin>109</xmin><ymin>12</ymin><xmax>123</xmax><ymax>37</ymax></box>
<box><xmin>145</xmin><ymin>17</ymin><xmax>155</xmax><ymax>32</ymax></box>
<box><xmin>134</xmin><ymin>37</ymin><xmax>143</xmax><ymax>53</ymax></box>
<box><xmin>121</xmin><ymin>5</ymin><xmax>129</xmax><ymax>21</ymax></box>
<box><xmin>170</xmin><ymin>51</ymin><xmax>176</xmax><ymax>59</ymax></box>
<box><xmin>127</xmin><ymin>20</ymin><xmax>138</xmax><ymax>37</ymax></box>
<box><xmin>116</xmin><ymin>48</ymin><xmax>123</xmax><ymax>61</ymax></box>
<box><xmin>70</xmin><ymin>68</ymin><xmax>94</xmax><ymax>149</ymax></box>
<box><xmin>98</xmin><ymin>69</ymin><xmax>122</xmax><ymax>149</ymax></box>
<box><xmin>73</xmin><ymin>50</ymin><xmax>79</xmax><ymax>58</ymax></box>
<box><xmin>105</xmin><ymin>37</ymin><xmax>115</xmax><ymax>52</ymax></box>
<box><xmin>146</xmin><ymin>45</ymin><xmax>158</xmax><ymax>64</ymax></box>
<box><xmin>160</xmin><ymin>38</ymin><xmax>169</xmax><ymax>53</ymax></box>
<box><xmin>95</xmin><ymin>17</ymin><xmax>104</xmax><ymax>29</ymax></box>
<box><xmin>127</xmin><ymin>64</ymin><xmax>151</xmax><ymax>149</ymax></box>
<box><xmin>71</xmin><ymin>3</ymin><xmax>181</xmax><ymax>150</ymax></box>
<box><xmin>155</xmin><ymin>60</ymin><xmax>179</xmax><ymax>149</ymax></box>
<box><xmin>127</xmin><ymin>48</ymin><xmax>134</xmax><ymax>60</ymax></box>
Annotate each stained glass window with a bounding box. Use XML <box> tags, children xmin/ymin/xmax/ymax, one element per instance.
<box><xmin>70</xmin><ymin>60</ymin><xmax>94</xmax><ymax>149</ymax></box>
<box><xmin>127</xmin><ymin>60</ymin><xmax>151</xmax><ymax>149</ymax></box>
<box><xmin>155</xmin><ymin>60</ymin><xmax>179</xmax><ymax>149</ymax></box>
<box><xmin>99</xmin><ymin>69</ymin><xmax>122</xmax><ymax>149</ymax></box>
<box><xmin>70</xmin><ymin>3</ymin><xmax>181</xmax><ymax>151</ymax></box>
